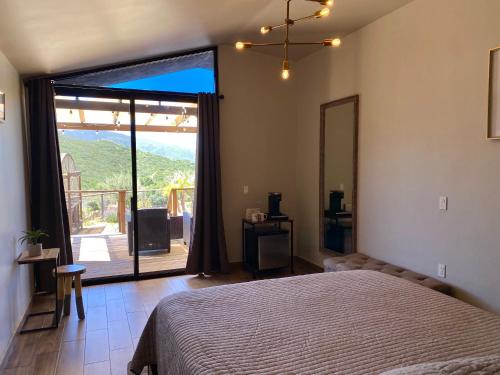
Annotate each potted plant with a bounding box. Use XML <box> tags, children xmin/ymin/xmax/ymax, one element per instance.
<box><xmin>19</xmin><ymin>230</ymin><xmax>48</xmax><ymax>257</ymax></box>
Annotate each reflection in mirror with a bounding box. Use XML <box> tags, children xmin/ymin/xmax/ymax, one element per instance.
<box><xmin>320</xmin><ymin>96</ymin><xmax>358</xmax><ymax>254</ymax></box>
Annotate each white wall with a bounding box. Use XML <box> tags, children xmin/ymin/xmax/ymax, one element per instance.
<box><xmin>218</xmin><ymin>46</ymin><xmax>297</xmax><ymax>262</ymax></box>
<box><xmin>0</xmin><ymin>50</ymin><xmax>30</xmax><ymax>363</ymax></box>
<box><xmin>294</xmin><ymin>0</ymin><xmax>500</xmax><ymax>313</ymax></box>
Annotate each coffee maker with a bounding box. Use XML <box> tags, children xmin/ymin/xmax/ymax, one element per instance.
<box><xmin>329</xmin><ymin>190</ymin><xmax>344</xmax><ymax>213</ymax></box>
<box><xmin>268</xmin><ymin>192</ymin><xmax>287</xmax><ymax>219</ymax></box>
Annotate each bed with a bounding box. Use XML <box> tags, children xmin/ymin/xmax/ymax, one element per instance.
<box><xmin>129</xmin><ymin>270</ymin><xmax>500</xmax><ymax>374</ymax></box>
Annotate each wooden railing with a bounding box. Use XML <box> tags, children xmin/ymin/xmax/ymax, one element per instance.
<box><xmin>65</xmin><ymin>187</ymin><xmax>194</xmax><ymax>234</ymax></box>
<box><xmin>167</xmin><ymin>188</ymin><xmax>195</xmax><ymax>216</ymax></box>
<box><xmin>66</xmin><ymin>189</ymin><xmax>128</xmax><ymax>232</ymax></box>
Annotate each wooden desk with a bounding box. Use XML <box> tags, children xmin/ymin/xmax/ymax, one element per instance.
<box><xmin>17</xmin><ymin>248</ymin><xmax>60</xmax><ymax>334</ymax></box>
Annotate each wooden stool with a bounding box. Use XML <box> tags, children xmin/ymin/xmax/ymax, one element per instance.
<box><xmin>55</xmin><ymin>265</ymin><xmax>86</xmax><ymax>320</ymax></box>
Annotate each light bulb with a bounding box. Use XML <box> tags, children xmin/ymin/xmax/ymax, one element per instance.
<box><xmin>323</xmin><ymin>0</ymin><xmax>334</xmax><ymax>6</ymax></box>
<box><xmin>315</xmin><ymin>7</ymin><xmax>330</xmax><ymax>18</ymax></box>
<box><xmin>235</xmin><ymin>41</ymin><xmax>252</xmax><ymax>50</ymax></box>
<box><xmin>323</xmin><ymin>38</ymin><xmax>342</xmax><ymax>47</ymax></box>
<box><xmin>260</xmin><ymin>26</ymin><xmax>272</xmax><ymax>34</ymax></box>
<box><xmin>281</xmin><ymin>60</ymin><xmax>290</xmax><ymax>80</ymax></box>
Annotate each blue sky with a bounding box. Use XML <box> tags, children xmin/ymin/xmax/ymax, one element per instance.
<box><xmin>109</xmin><ymin>68</ymin><xmax>215</xmax><ymax>93</ymax></box>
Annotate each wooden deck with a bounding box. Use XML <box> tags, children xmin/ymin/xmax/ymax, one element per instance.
<box><xmin>71</xmin><ymin>234</ymin><xmax>188</xmax><ymax>279</ymax></box>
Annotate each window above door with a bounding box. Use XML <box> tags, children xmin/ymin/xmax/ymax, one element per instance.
<box><xmin>55</xmin><ymin>49</ymin><xmax>216</xmax><ymax>94</ymax></box>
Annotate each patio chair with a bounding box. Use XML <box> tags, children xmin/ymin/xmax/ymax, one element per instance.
<box><xmin>128</xmin><ymin>208</ymin><xmax>171</xmax><ymax>255</ymax></box>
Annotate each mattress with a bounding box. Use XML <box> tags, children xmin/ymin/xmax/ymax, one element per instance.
<box><xmin>129</xmin><ymin>270</ymin><xmax>500</xmax><ymax>374</ymax></box>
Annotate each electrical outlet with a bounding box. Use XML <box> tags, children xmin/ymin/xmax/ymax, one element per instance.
<box><xmin>439</xmin><ymin>196</ymin><xmax>448</xmax><ymax>211</ymax></box>
<box><xmin>438</xmin><ymin>263</ymin><xmax>447</xmax><ymax>278</ymax></box>
<box><xmin>243</xmin><ymin>185</ymin><xmax>249</xmax><ymax>195</ymax></box>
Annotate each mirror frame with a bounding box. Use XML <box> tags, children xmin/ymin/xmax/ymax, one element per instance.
<box><xmin>319</xmin><ymin>95</ymin><xmax>359</xmax><ymax>254</ymax></box>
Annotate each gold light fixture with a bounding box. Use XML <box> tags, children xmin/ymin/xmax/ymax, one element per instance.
<box><xmin>235</xmin><ymin>0</ymin><xmax>341</xmax><ymax>80</ymax></box>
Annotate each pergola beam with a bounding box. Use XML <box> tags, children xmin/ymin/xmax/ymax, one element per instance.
<box><xmin>55</xmin><ymin>99</ymin><xmax>197</xmax><ymax>116</ymax></box>
<box><xmin>78</xmin><ymin>109</ymin><xmax>85</xmax><ymax>123</ymax></box>
<box><xmin>174</xmin><ymin>115</ymin><xmax>185</xmax><ymax>127</ymax></box>
<box><xmin>57</xmin><ymin>122</ymin><xmax>197</xmax><ymax>133</ymax></box>
<box><xmin>144</xmin><ymin>113</ymin><xmax>156</xmax><ymax>126</ymax></box>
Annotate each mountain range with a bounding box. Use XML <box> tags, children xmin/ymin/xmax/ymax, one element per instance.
<box><xmin>61</xmin><ymin>130</ymin><xmax>195</xmax><ymax>162</ymax></box>
<box><xmin>59</xmin><ymin>133</ymin><xmax>194</xmax><ymax>190</ymax></box>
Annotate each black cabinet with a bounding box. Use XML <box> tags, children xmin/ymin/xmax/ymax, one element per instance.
<box><xmin>242</xmin><ymin>219</ymin><xmax>294</xmax><ymax>277</ymax></box>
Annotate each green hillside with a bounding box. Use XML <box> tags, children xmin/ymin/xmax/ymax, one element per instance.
<box><xmin>59</xmin><ymin>134</ymin><xmax>194</xmax><ymax>191</ymax></box>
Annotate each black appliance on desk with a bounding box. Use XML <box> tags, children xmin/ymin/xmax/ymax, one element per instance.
<box><xmin>267</xmin><ymin>192</ymin><xmax>288</xmax><ymax>220</ymax></box>
<box><xmin>329</xmin><ymin>190</ymin><xmax>344</xmax><ymax>213</ymax></box>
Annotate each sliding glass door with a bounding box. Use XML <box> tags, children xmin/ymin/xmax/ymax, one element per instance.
<box><xmin>57</xmin><ymin>96</ymin><xmax>134</xmax><ymax>279</ymax></box>
<box><xmin>56</xmin><ymin>92</ymin><xmax>198</xmax><ymax>281</ymax></box>
<box><xmin>134</xmin><ymin>100</ymin><xmax>198</xmax><ymax>275</ymax></box>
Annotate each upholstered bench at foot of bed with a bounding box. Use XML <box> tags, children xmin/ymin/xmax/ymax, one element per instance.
<box><xmin>323</xmin><ymin>253</ymin><xmax>452</xmax><ymax>295</ymax></box>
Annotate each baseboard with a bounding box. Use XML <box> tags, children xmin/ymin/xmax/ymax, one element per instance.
<box><xmin>0</xmin><ymin>293</ymin><xmax>34</xmax><ymax>369</ymax></box>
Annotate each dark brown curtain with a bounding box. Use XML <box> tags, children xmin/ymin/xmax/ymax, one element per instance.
<box><xmin>25</xmin><ymin>79</ymin><xmax>73</xmax><ymax>284</ymax></box>
<box><xmin>186</xmin><ymin>94</ymin><xmax>229</xmax><ymax>274</ymax></box>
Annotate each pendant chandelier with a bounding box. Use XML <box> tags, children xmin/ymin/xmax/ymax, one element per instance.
<box><xmin>235</xmin><ymin>0</ymin><xmax>340</xmax><ymax>80</ymax></box>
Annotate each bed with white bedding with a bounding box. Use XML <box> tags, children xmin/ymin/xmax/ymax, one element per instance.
<box><xmin>129</xmin><ymin>270</ymin><xmax>500</xmax><ymax>374</ymax></box>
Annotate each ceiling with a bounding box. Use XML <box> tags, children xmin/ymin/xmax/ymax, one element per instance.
<box><xmin>0</xmin><ymin>0</ymin><xmax>413</xmax><ymax>76</ymax></box>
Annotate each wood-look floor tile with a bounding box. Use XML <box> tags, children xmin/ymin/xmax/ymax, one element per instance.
<box><xmin>56</xmin><ymin>340</ymin><xmax>85</xmax><ymax>375</ymax></box>
<box><xmin>126</xmin><ymin>312</ymin><xmax>148</xmax><ymax>339</ymax></box>
<box><xmin>22</xmin><ymin>315</ymin><xmax>46</xmax><ymax>331</ymax></box>
<box><xmin>87</xmin><ymin>292</ymin><xmax>106</xmax><ymax>308</ymax></box>
<box><xmin>108</xmin><ymin>320</ymin><xmax>133</xmax><ymax>351</ymax></box>
<box><xmin>63</xmin><ymin>318</ymin><xmax>86</xmax><ymax>342</ymax></box>
<box><xmin>3</xmin><ymin>333</ymin><xmax>38</xmax><ymax>369</ymax></box>
<box><xmin>2</xmin><ymin>264</ymin><xmax>319</xmax><ymax>374</ymax></box>
<box><xmin>87</xmin><ymin>286</ymin><xmax>105</xmax><ymax>298</ymax></box>
<box><xmin>132</xmin><ymin>338</ymin><xmax>140</xmax><ymax>351</ymax></box>
<box><xmin>84</xmin><ymin>361</ymin><xmax>111</xmax><ymax>375</ymax></box>
<box><xmin>35</xmin><ymin>316</ymin><xmax>65</xmax><ymax>355</ymax></box>
<box><xmin>104</xmin><ymin>285</ymin><xmax>123</xmax><ymax>302</ymax></box>
<box><xmin>106</xmin><ymin>300</ymin><xmax>127</xmax><ymax>322</ymax></box>
<box><xmin>143</xmin><ymin>303</ymin><xmax>156</xmax><ymax>317</ymax></box>
<box><xmin>86</xmin><ymin>306</ymin><xmax>108</xmax><ymax>332</ymax></box>
<box><xmin>84</xmin><ymin>330</ymin><xmax>109</xmax><ymax>364</ymax></box>
<box><xmin>31</xmin><ymin>351</ymin><xmax>59</xmax><ymax>375</ymax></box>
<box><xmin>122</xmin><ymin>298</ymin><xmax>145</xmax><ymax>314</ymax></box>
<box><xmin>110</xmin><ymin>347</ymin><xmax>134</xmax><ymax>375</ymax></box>
<box><xmin>1</xmin><ymin>366</ymin><xmax>34</xmax><ymax>374</ymax></box>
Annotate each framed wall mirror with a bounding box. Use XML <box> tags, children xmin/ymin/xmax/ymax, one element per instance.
<box><xmin>320</xmin><ymin>95</ymin><xmax>359</xmax><ymax>254</ymax></box>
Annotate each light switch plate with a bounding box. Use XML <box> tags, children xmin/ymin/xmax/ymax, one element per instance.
<box><xmin>438</xmin><ymin>263</ymin><xmax>447</xmax><ymax>278</ymax></box>
<box><xmin>243</xmin><ymin>185</ymin><xmax>249</xmax><ymax>195</ymax></box>
<box><xmin>439</xmin><ymin>196</ymin><xmax>448</xmax><ymax>211</ymax></box>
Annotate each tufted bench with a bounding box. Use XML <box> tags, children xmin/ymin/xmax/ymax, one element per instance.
<box><xmin>323</xmin><ymin>253</ymin><xmax>452</xmax><ymax>295</ymax></box>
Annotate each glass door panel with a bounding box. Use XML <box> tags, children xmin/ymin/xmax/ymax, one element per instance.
<box><xmin>134</xmin><ymin>100</ymin><xmax>198</xmax><ymax>274</ymax></box>
<box><xmin>56</xmin><ymin>96</ymin><xmax>134</xmax><ymax>280</ymax></box>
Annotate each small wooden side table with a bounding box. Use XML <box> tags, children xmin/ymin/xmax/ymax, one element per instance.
<box><xmin>55</xmin><ymin>265</ymin><xmax>86</xmax><ymax>320</ymax></box>
<box><xmin>16</xmin><ymin>248</ymin><xmax>60</xmax><ymax>334</ymax></box>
